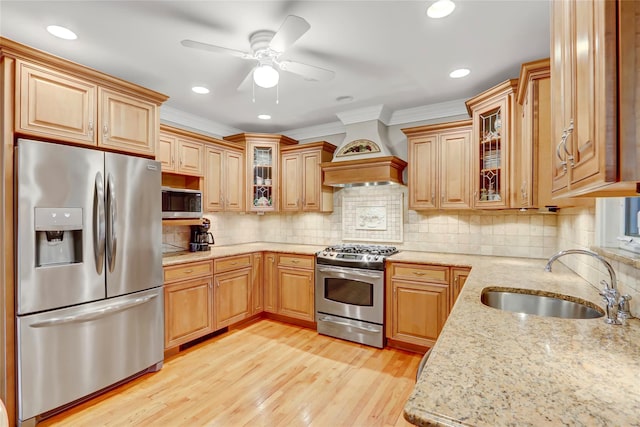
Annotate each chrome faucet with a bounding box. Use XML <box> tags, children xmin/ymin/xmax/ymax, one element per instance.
<box><xmin>544</xmin><ymin>249</ymin><xmax>632</xmax><ymax>325</ymax></box>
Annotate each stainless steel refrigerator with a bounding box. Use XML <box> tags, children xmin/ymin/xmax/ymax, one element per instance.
<box><xmin>15</xmin><ymin>139</ymin><xmax>164</xmax><ymax>426</ymax></box>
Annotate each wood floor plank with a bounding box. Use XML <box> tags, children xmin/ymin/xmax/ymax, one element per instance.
<box><xmin>39</xmin><ymin>320</ymin><xmax>421</xmax><ymax>427</ymax></box>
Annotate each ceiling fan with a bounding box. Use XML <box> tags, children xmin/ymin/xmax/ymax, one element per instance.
<box><xmin>181</xmin><ymin>15</ymin><xmax>335</xmax><ymax>89</ymax></box>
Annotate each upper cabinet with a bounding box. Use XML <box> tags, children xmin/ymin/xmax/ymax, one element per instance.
<box><xmin>550</xmin><ymin>0</ymin><xmax>640</xmax><ymax>197</ymax></box>
<box><xmin>466</xmin><ymin>80</ymin><xmax>518</xmax><ymax>209</ymax></box>
<box><xmin>224</xmin><ymin>133</ymin><xmax>298</xmax><ymax>213</ymax></box>
<box><xmin>204</xmin><ymin>144</ymin><xmax>244</xmax><ymax>212</ymax></box>
<box><xmin>6</xmin><ymin>39</ymin><xmax>167</xmax><ymax>157</ymax></box>
<box><xmin>158</xmin><ymin>125</ymin><xmax>204</xmax><ymax>176</ymax></box>
<box><xmin>280</xmin><ymin>141</ymin><xmax>337</xmax><ymax>212</ymax></box>
<box><xmin>403</xmin><ymin>120</ymin><xmax>472</xmax><ymax>210</ymax></box>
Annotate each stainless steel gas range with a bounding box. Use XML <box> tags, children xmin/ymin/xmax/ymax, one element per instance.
<box><xmin>315</xmin><ymin>244</ymin><xmax>398</xmax><ymax>348</ymax></box>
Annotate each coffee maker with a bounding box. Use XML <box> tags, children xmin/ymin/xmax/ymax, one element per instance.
<box><xmin>189</xmin><ymin>218</ymin><xmax>214</xmax><ymax>251</ymax></box>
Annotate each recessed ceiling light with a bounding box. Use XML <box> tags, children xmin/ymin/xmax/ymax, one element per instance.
<box><xmin>46</xmin><ymin>25</ymin><xmax>77</xmax><ymax>40</ymax></box>
<box><xmin>258</xmin><ymin>114</ymin><xmax>271</xmax><ymax>120</ymax></box>
<box><xmin>191</xmin><ymin>86</ymin><xmax>210</xmax><ymax>94</ymax></box>
<box><xmin>427</xmin><ymin>0</ymin><xmax>456</xmax><ymax>19</ymax></box>
<box><xmin>449</xmin><ymin>68</ymin><xmax>470</xmax><ymax>78</ymax></box>
<box><xmin>336</xmin><ymin>96</ymin><xmax>354</xmax><ymax>103</ymax></box>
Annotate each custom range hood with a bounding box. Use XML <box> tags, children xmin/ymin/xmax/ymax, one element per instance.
<box><xmin>321</xmin><ymin>106</ymin><xmax>407</xmax><ymax>187</ymax></box>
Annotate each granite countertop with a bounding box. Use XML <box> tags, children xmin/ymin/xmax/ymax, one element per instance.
<box><xmin>393</xmin><ymin>251</ymin><xmax>640</xmax><ymax>427</ymax></box>
<box><xmin>162</xmin><ymin>242</ymin><xmax>325</xmax><ymax>266</ymax></box>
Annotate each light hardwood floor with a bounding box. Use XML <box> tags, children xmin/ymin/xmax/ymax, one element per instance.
<box><xmin>40</xmin><ymin>319</ymin><xmax>422</xmax><ymax>426</ymax></box>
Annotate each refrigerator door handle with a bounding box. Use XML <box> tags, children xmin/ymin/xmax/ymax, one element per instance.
<box><xmin>106</xmin><ymin>173</ymin><xmax>118</xmax><ymax>272</ymax></box>
<box><xmin>94</xmin><ymin>172</ymin><xmax>106</xmax><ymax>275</ymax></box>
<box><xmin>28</xmin><ymin>294</ymin><xmax>158</xmax><ymax>328</ymax></box>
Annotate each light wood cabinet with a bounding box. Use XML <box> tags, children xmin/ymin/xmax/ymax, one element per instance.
<box><xmin>204</xmin><ymin>144</ymin><xmax>244</xmax><ymax>212</ymax></box>
<box><xmin>263</xmin><ymin>253</ymin><xmax>315</xmax><ymax>321</ymax></box>
<box><xmin>252</xmin><ymin>252</ymin><xmax>263</xmax><ymax>315</ymax></box>
<box><xmin>403</xmin><ymin>120</ymin><xmax>472</xmax><ymax>210</ymax></box>
<box><xmin>466</xmin><ymin>80</ymin><xmax>518</xmax><ymax>209</ymax></box>
<box><xmin>223</xmin><ymin>133</ymin><xmax>298</xmax><ymax>212</ymax></box>
<box><xmin>213</xmin><ymin>254</ymin><xmax>253</xmax><ymax>329</ymax></box>
<box><xmin>16</xmin><ymin>59</ymin><xmax>162</xmax><ymax>156</ymax></box>
<box><xmin>158</xmin><ymin>125</ymin><xmax>205</xmax><ymax>176</ymax></box>
<box><xmin>280</xmin><ymin>142</ymin><xmax>336</xmax><ymax>212</ymax></box>
<box><xmin>450</xmin><ymin>267</ymin><xmax>470</xmax><ymax>310</ymax></box>
<box><xmin>163</xmin><ymin>260</ymin><xmax>214</xmax><ymax>349</ymax></box>
<box><xmin>264</xmin><ymin>252</ymin><xmax>278</xmax><ymax>313</ymax></box>
<box><xmin>386</xmin><ymin>263</ymin><xmax>450</xmax><ymax>348</ymax></box>
<box><xmin>551</xmin><ymin>0</ymin><xmax>640</xmax><ymax>197</ymax></box>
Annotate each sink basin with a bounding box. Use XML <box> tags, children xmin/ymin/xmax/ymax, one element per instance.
<box><xmin>481</xmin><ymin>288</ymin><xmax>604</xmax><ymax>319</ymax></box>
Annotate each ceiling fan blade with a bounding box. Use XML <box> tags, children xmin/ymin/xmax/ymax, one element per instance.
<box><xmin>279</xmin><ymin>60</ymin><xmax>335</xmax><ymax>82</ymax></box>
<box><xmin>269</xmin><ymin>15</ymin><xmax>310</xmax><ymax>53</ymax></box>
<box><xmin>181</xmin><ymin>39</ymin><xmax>253</xmax><ymax>60</ymax></box>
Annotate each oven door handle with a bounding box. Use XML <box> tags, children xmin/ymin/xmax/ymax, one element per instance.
<box><xmin>317</xmin><ymin>315</ymin><xmax>382</xmax><ymax>333</ymax></box>
<box><xmin>316</xmin><ymin>264</ymin><xmax>383</xmax><ymax>279</ymax></box>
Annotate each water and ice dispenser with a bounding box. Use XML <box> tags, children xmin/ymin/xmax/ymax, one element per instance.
<box><xmin>34</xmin><ymin>207</ymin><xmax>83</xmax><ymax>267</ymax></box>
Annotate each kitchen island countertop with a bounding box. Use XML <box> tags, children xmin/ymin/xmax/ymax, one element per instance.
<box><xmin>391</xmin><ymin>251</ymin><xmax>640</xmax><ymax>427</ymax></box>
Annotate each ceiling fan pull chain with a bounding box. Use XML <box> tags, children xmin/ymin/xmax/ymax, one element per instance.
<box><xmin>252</xmin><ymin>79</ymin><xmax>256</xmax><ymax>103</ymax></box>
<box><xmin>276</xmin><ymin>82</ymin><xmax>279</xmax><ymax>105</ymax></box>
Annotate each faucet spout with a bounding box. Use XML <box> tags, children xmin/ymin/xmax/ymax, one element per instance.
<box><xmin>544</xmin><ymin>249</ymin><xmax>617</xmax><ymax>290</ymax></box>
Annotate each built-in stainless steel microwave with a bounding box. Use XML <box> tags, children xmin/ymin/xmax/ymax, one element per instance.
<box><xmin>161</xmin><ymin>187</ymin><xmax>202</xmax><ymax>219</ymax></box>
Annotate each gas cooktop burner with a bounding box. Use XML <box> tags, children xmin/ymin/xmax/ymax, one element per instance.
<box><xmin>316</xmin><ymin>244</ymin><xmax>399</xmax><ymax>270</ymax></box>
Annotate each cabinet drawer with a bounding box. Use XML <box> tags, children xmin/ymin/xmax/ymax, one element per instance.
<box><xmin>214</xmin><ymin>254</ymin><xmax>252</xmax><ymax>274</ymax></box>
<box><xmin>164</xmin><ymin>260</ymin><xmax>213</xmax><ymax>284</ymax></box>
<box><xmin>277</xmin><ymin>254</ymin><xmax>314</xmax><ymax>270</ymax></box>
<box><xmin>389</xmin><ymin>263</ymin><xmax>449</xmax><ymax>285</ymax></box>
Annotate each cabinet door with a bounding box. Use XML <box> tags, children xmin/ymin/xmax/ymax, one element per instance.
<box><xmin>225</xmin><ymin>150</ymin><xmax>245</xmax><ymax>211</ymax></box>
<box><xmin>248</xmin><ymin>142</ymin><xmax>277</xmax><ymax>212</ymax></box>
<box><xmin>17</xmin><ymin>60</ymin><xmax>96</xmax><ymax>145</ymax></box>
<box><xmin>472</xmin><ymin>96</ymin><xmax>510</xmax><ymax>209</ymax></box>
<box><xmin>550</xmin><ymin>0</ymin><xmax>573</xmax><ymax>195</ymax></box>
<box><xmin>450</xmin><ymin>268</ymin><xmax>470</xmax><ymax>310</ymax></box>
<box><xmin>158</xmin><ymin>133</ymin><xmax>176</xmax><ymax>172</ymax></box>
<box><xmin>164</xmin><ymin>277</ymin><xmax>213</xmax><ymax>349</ymax></box>
<box><xmin>263</xmin><ymin>253</ymin><xmax>277</xmax><ymax>313</ymax></box>
<box><xmin>176</xmin><ymin>139</ymin><xmax>204</xmax><ymax>176</ymax></box>
<box><xmin>98</xmin><ymin>88</ymin><xmax>157</xmax><ymax>156</ymax></box>
<box><xmin>519</xmin><ymin>81</ymin><xmax>535</xmax><ymax>207</ymax></box>
<box><xmin>440</xmin><ymin>129</ymin><xmax>471</xmax><ymax>209</ymax></box>
<box><xmin>301</xmin><ymin>151</ymin><xmax>321</xmax><ymax>211</ymax></box>
<box><xmin>214</xmin><ymin>267</ymin><xmax>251</xmax><ymax>329</ymax></box>
<box><xmin>389</xmin><ymin>280</ymin><xmax>449</xmax><ymax>347</ymax></box>
<box><xmin>204</xmin><ymin>146</ymin><xmax>224</xmax><ymax>212</ymax></box>
<box><xmin>252</xmin><ymin>253</ymin><xmax>263</xmax><ymax>315</ymax></box>
<box><xmin>408</xmin><ymin>134</ymin><xmax>438</xmax><ymax>209</ymax></box>
<box><xmin>277</xmin><ymin>267</ymin><xmax>314</xmax><ymax>321</ymax></box>
<box><xmin>281</xmin><ymin>152</ymin><xmax>300</xmax><ymax>211</ymax></box>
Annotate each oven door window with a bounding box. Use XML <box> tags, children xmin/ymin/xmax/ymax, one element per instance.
<box><xmin>324</xmin><ymin>278</ymin><xmax>373</xmax><ymax>306</ymax></box>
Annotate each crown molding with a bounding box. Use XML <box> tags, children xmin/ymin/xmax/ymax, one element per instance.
<box><xmin>336</xmin><ymin>104</ymin><xmax>393</xmax><ymax>125</ymax></box>
<box><xmin>281</xmin><ymin>121</ymin><xmax>345</xmax><ymax>141</ymax></box>
<box><xmin>160</xmin><ymin>106</ymin><xmax>243</xmax><ymax>138</ymax></box>
<box><xmin>387</xmin><ymin>98</ymin><xmax>469</xmax><ymax>126</ymax></box>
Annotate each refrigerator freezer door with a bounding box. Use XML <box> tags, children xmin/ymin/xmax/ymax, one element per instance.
<box><xmin>105</xmin><ymin>152</ymin><xmax>162</xmax><ymax>297</ymax></box>
<box><xmin>17</xmin><ymin>287</ymin><xmax>164</xmax><ymax>422</ymax></box>
<box><xmin>16</xmin><ymin>139</ymin><xmax>105</xmax><ymax>315</ymax></box>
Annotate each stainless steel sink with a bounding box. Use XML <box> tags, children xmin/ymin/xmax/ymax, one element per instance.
<box><xmin>481</xmin><ymin>288</ymin><xmax>604</xmax><ymax>319</ymax></box>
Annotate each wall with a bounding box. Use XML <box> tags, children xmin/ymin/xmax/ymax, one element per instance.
<box><xmin>557</xmin><ymin>206</ymin><xmax>640</xmax><ymax>318</ymax></box>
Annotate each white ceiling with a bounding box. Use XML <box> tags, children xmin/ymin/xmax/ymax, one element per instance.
<box><xmin>0</xmin><ymin>1</ymin><xmax>551</xmax><ymax>135</ymax></box>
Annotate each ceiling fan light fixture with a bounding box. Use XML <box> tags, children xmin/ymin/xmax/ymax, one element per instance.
<box><xmin>253</xmin><ymin>63</ymin><xmax>280</xmax><ymax>88</ymax></box>
<box><xmin>427</xmin><ymin>0</ymin><xmax>456</xmax><ymax>19</ymax></box>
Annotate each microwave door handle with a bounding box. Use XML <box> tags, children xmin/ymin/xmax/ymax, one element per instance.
<box><xmin>94</xmin><ymin>172</ymin><xmax>106</xmax><ymax>274</ymax></box>
<box><xmin>106</xmin><ymin>173</ymin><xmax>117</xmax><ymax>272</ymax></box>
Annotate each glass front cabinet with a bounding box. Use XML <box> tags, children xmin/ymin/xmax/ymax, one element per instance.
<box><xmin>223</xmin><ymin>133</ymin><xmax>298</xmax><ymax>212</ymax></box>
<box><xmin>465</xmin><ymin>79</ymin><xmax>518</xmax><ymax>209</ymax></box>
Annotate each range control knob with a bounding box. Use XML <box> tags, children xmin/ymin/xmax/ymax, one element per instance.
<box><xmin>322</xmin><ymin>251</ymin><xmax>328</xmax><ymax>256</ymax></box>
<box><xmin>374</xmin><ymin>256</ymin><xmax>380</xmax><ymax>261</ymax></box>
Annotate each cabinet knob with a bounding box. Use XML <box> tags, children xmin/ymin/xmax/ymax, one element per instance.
<box><xmin>103</xmin><ymin>124</ymin><xmax>109</xmax><ymax>137</ymax></box>
<box><xmin>413</xmin><ymin>271</ymin><xmax>426</xmax><ymax>276</ymax></box>
<box><xmin>185</xmin><ymin>269</ymin><xmax>193</xmax><ymax>274</ymax></box>
<box><xmin>88</xmin><ymin>120</ymin><xmax>94</xmax><ymax>138</ymax></box>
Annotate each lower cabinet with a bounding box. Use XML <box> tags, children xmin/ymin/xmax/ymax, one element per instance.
<box><xmin>213</xmin><ymin>254</ymin><xmax>253</xmax><ymax>330</ymax></box>
<box><xmin>263</xmin><ymin>253</ymin><xmax>315</xmax><ymax>322</ymax></box>
<box><xmin>163</xmin><ymin>260</ymin><xmax>214</xmax><ymax>349</ymax></box>
<box><xmin>386</xmin><ymin>262</ymin><xmax>469</xmax><ymax>350</ymax></box>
